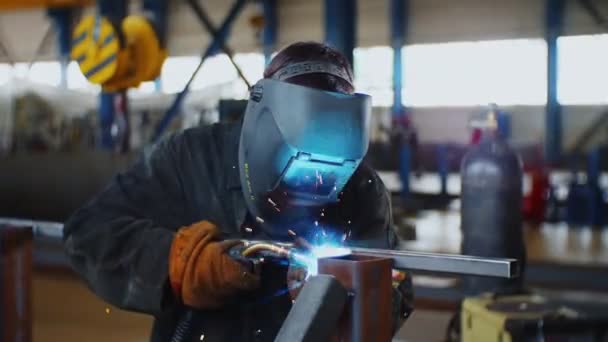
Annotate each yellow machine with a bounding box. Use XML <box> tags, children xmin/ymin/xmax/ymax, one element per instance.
<box><xmin>462</xmin><ymin>294</ymin><xmax>608</xmax><ymax>342</ymax></box>
<box><xmin>71</xmin><ymin>14</ymin><xmax>167</xmax><ymax>91</ymax></box>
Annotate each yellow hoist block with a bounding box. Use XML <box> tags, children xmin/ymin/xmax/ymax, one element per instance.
<box><xmin>103</xmin><ymin>15</ymin><xmax>167</xmax><ymax>91</ymax></box>
<box><xmin>71</xmin><ymin>14</ymin><xmax>166</xmax><ymax>91</ymax></box>
<box><xmin>461</xmin><ymin>294</ymin><xmax>584</xmax><ymax>342</ymax></box>
<box><xmin>71</xmin><ymin>15</ymin><xmax>121</xmax><ymax>85</ymax></box>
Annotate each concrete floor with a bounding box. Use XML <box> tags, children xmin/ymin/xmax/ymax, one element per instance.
<box><xmin>394</xmin><ymin>310</ymin><xmax>453</xmax><ymax>342</ymax></box>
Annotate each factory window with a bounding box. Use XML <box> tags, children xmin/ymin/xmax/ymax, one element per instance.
<box><xmin>354</xmin><ymin>46</ymin><xmax>394</xmax><ymax>107</ymax></box>
<box><xmin>67</xmin><ymin>62</ymin><xmax>100</xmax><ymax>93</ymax></box>
<box><xmin>130</xmin><ymin>81</ymin><xmax>156</xmax><ymax>97</ymax></box>
<box><xmin>403</xmin><ymin>39</ymin><xmax>547</xmax><ymax>107</ymax></box>
<box><xmin>0</xmin><ymin>64</ymin><xmax>11</xmax><ymax>86</ymax></box>
<box><xmin>12</xmin><ymin>63</ymin><xmax>30</xmax><ymax>80</ymax></box>
<box><xmin>161</xmin><ymin>53</ymin><xmax>264</xmax><ymax>97</ymax></box>
<box><xmin>160</xmin><ymin>56</ymin><xmax>200</xmax><ymax>94</ymax></box>
<box><xmin>28</xmin><ymin>62</ymin><xmax>62</xmax><ymax>87</ymax></box>
<box><xmin>233</xmin><ymin>53</ymin><xmax>265</xmax><ymax>95</ymax></box>
<box><xmin>558</xmin><ymin>34</ymin><xmax>608</xmax><ymax>105</ymax></box>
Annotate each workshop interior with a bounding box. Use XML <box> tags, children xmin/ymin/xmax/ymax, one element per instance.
<box><xmin>1</xmin><ymin>0</ymin><xmax>608</xmax><ymax>341</ymax></box>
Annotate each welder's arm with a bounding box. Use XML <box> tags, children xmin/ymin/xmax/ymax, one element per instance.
<box><xmin>63</xmin><ymin>136</ymin><xmax>186</xmax><ymax>315</ymax></box>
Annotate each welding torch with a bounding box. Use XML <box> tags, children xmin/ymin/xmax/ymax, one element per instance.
<box><xmin>229</xmin><ymin>240</ymin><xmax>520</xmax><ymax>279</ymax></box>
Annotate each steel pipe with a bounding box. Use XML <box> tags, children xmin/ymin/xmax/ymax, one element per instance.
<box><xmin>350</xmin><ymin>247</ymin><xmax>519</xmax><ymax>278</ymax></box>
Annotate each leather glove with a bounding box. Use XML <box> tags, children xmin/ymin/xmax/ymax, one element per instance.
<box><xmin>169</xmin><ymin>220</ymin><xmax>260</xmax><ymax>309</ymax></box>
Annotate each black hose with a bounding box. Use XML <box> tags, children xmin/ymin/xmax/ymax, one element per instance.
<box><xmin>171</xmin><ymin>310</ymin><xmax>194</xmax><ymax>342</ymax></box>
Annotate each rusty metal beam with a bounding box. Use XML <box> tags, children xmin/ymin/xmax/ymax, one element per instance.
<box><xmin>319</xmin><ymin>255</ymin><xmax>394</xmax><ymax>342</ymax></box>
<box><xmin>0</xmin><ymin>225</ymin><xmax>33</xmax><ymax>342</ymax></box>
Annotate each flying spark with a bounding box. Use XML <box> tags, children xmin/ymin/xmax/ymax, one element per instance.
<box><xmin>244</xmin><ymin>227</ymin><xmax>253</xmax><ymax>233</ymax></box>
<box><xmin>256</xmin><ymin>216</ymin><xmax>265</xmax><ymax>223</ymax></box>
<box><xmin>288</xmin><ymin>229</ymin><xmax>296</xmax><ymax>236</ymax></box>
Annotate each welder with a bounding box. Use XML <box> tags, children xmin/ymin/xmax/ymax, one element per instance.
<box><xmin>63</xmin><ymin>41</ymin><xmax>412</xmax><ymax>341</ymax></box>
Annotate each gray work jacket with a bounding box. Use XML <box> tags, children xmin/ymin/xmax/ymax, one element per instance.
<box><xmin>64</xmin><ymin>122</ymin><xmax>403</xmax><ymax>341</ymax></box>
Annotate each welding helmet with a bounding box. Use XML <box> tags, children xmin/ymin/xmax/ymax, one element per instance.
<box><xmin>238</xmin><ymin>63</ymin><xmax>371</xmax><ymax>237</ymax></box>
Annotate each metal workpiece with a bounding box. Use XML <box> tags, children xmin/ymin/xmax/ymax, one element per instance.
<box><xmin>233</xmin><ymin>240</ymin><xmax>519</xmax><ymax>278</ymax></box>
<box><xmin>318</xmin><ymin>254</ymin><xmax>393</xmax><ymax>342</ymax></box>
<box><xmin>350</xmin><ymin>247</ymin><xmax>519</xmax><ymax>279</ymax></box>
<box><xmin>275</xmin><ymin>275</ymin><xmax>348</xmax><ymax>342</ymax></box>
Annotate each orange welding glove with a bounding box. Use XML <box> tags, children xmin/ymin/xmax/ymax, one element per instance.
<box><xmin>169</xmin><ymin>220</ymin><xmax>260</xmax><ymax>309</ymax></box>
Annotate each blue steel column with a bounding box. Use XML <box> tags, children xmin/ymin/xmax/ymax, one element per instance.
<box><xmin>586</xmin><ymin>147</ymin><xmax>604</xmax><ymax>226</ymax></box>
<box><xmin>47</xmin><ymin>8</ymin><xmax>73</xmax><ymax>89</ymax></box>
<box><xmin>391</xmin><ymin>0</ymin><xmax>408</xmax><ymax>118</ymax></box>
<box><xmin>391</xmin><ymin>0</ymin><xmax>411</xmax><ymax>198</ymax></box>
<box><xmin>144</xmin><ymin>0</ymin><xmax>169</xmax><ymax>95</ymax></box>
<box><xmin>143</xmin><ymin>0</ymin><xmax>169</xmax><ymax>46</ymax></box>
<box><xmin>262</xmin><ymin>0</ymin><xmax>277</xmax><ymax>65</ymax></box>
<box><xmin>97</xmin><ymin>0</ymin><xmax>128</xmax><ymax>149</ymax></box>
<box><xmin>545</xmin><ymin>0</ymin><xmax>565</xmax><ymax>163</ymax></box>
<box><xmin>99</xmin><ymin>92</ymin><xmax>116</xmax><ymax>148</ymax></box>
<box><xmin>324</xmin><ymin>0</ymin><xmax>356</xmax><ymax>66</ymax></box>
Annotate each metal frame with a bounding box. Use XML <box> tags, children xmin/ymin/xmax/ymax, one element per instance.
<box><xmin>391</xmin><ymin>0</ymin><xmax>408</xmax><ymax>119</ymax></box>
<box><xmin>184</xmin><ymin>0</ymin><xmax>251</xmax><ymax>89</ymax></box>
<box><xmin>324</xmin><ymin>0</ymin><xmax>356</xmax><ymax>67</ymax></box>
<box><xmin>390</xmin><ymin>0</ymin><xmax>413</xmax><ymax>198</ymax></box>
<box><xmin>152</xmin><ymin>0</ymin><xmax>248</xmax><ymax>142</ymax></box>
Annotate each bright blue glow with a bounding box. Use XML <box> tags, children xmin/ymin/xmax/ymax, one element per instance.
<box><xmin>281</xmin><ymin>159</ymin><xmax>342</xmax><ymax>196</ymax></box>
<box><xmin>280</xmin><ymin>158</ymin><xmax>353</xmax><ymax>198</ymax></box>
<box><xmin>289</xmin><ymin>226</ymin><xmax>352</xmax><ymax>277</ymax></box>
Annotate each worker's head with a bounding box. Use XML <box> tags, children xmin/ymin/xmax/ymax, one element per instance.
<box><xmin>238</xmin><ymin>42</ymin><xmax>370</xmax><ymax>238</ymax></box>
<box><xmin>263</xmin><ymin>41</ymin><xmax>355</xmax><ymax>94</ymax></box>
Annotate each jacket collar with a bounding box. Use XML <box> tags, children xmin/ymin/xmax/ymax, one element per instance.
<box><xmin>223</xmin><ymin>122</ymin><xmax>244</xmax><ymax>191</ymax></box>
<box><xmin>221</xmin><ymin>122</ymin><xmax>249</xmax><ymax>231</ymax></box>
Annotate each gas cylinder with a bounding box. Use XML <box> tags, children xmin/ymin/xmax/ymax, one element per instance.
<box><xmin>461</xmin><ymin>107</ymin><xmax>525</xmax><ymax>295</ymax></box>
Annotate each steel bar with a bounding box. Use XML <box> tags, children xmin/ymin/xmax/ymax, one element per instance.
<box><xmin>350</xmin><ymin>247</ymin><xmax>519</xmax><ymax>278</ymax></box>
<box><xmin>0</xmin><ymin>218</ymin><xmax>63</xmax><ymax>240</ymax></box>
